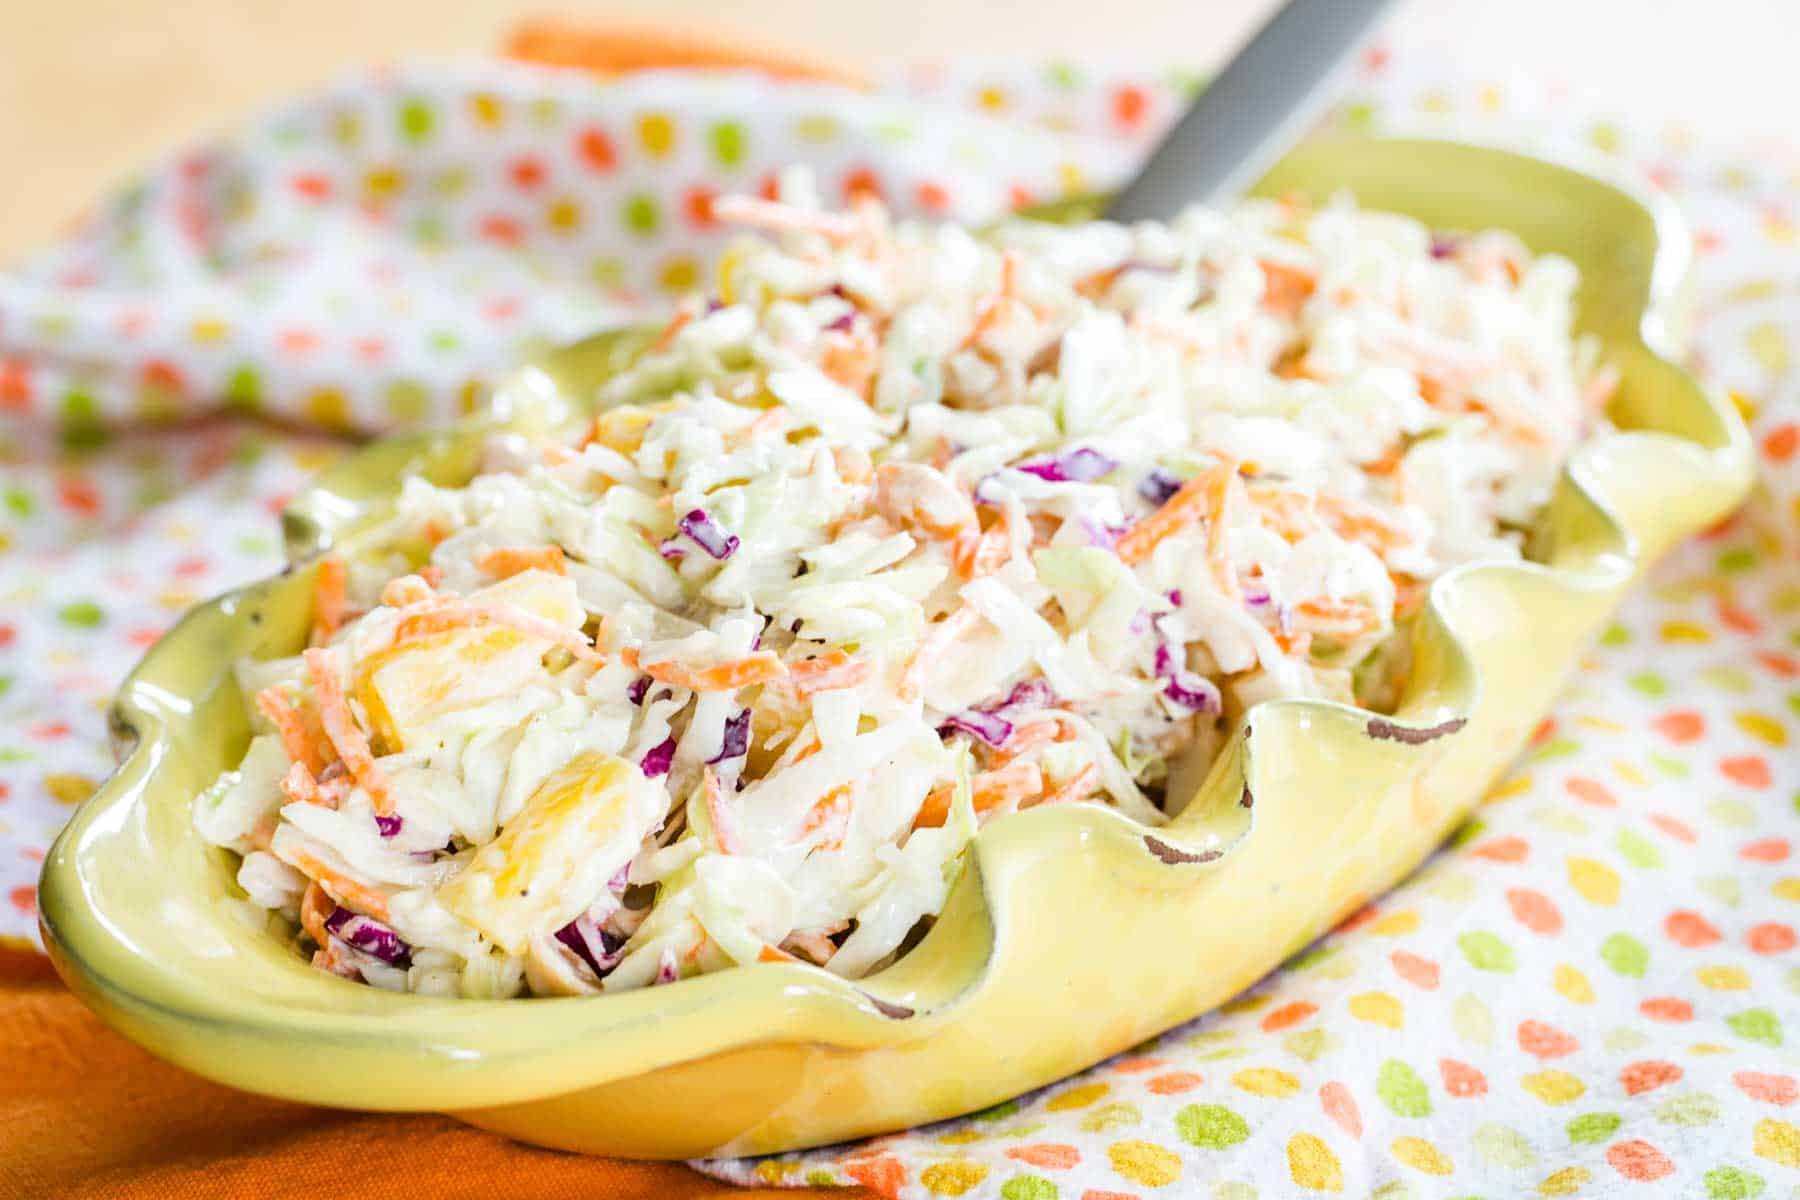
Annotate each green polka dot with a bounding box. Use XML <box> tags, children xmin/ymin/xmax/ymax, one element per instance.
<box><xmin>58</xmin><ymin>600</ymin><xmax>105</xmax><ymax>629</ymax></box>
<box><xmin>1448</xmin><ymin>817</ymin><xmax>1486</xmax><ymax>848</ymax></box>
<box><xmin>382</xmin><ymin>380</ymin><xmax>430</xmax><ymax>422</ymax></box>
<box><xmin>872</xmin><ymin>118</ymin><xmax>916</xmax><ymax>144</ymax></box>
<box><xmin>622</xmin><ymin>192</ymin><xmax>661</xmax><ymax>237</ymax></box>
<box><xmin>529</xmin><ymin>97</ymin><xmax>562</xmax><ymax>126</ymax></box>
<box><xmin>1566</xmin><ymin>1112</ymin><xmax>1621</xmax><ymax>1144</ymax></box>
<box><xmin>2</xmin><ymin>488</ymin><xmax>31</xmax><ymax>517</ymax></box>
<box><xmin>708</xmin><ymin>120</ymin><xmax>747</xmax><ymax>168</ymax></box>
<box><xmin>1000</xmin><ymin>1177</ymin><xmax>1058</xmax><ymax>1200</ymax></box>
<box><xmin>971</xmin><ymin>1099</ymin><xmax>1019</xmax><ymax>1123</ymax></box>
<box><xmin>1704</xmin><ymin>1165</ymin><xmax>1766</xmax><ymax>1198</ymax></box>
<box><xmin>1600</xmin><ymin>932</ymin><xmax>1649</xmax><ymax>977</ymax></box>
<box><xmin>1727</xmin><ymin>1007</ymin><xmax>1783</xmax><ymax>1047</ymax></box>
<box><xmin>1457</xmin><ymin>931</ymin><xmax>1517</xmax><ymax>973</ymax></box>
<box><xmin>1598</xmin><ymin>622</ymin><xmax>1630</xmax><ymax>647</ymax></box>
<box><xmin>398</xmin><ymin>98</ymin><xmax>435</xmax><ymax>143</ymax></box>
<box><xmin>235</xmin><ymin>533</ymin><xmax>276</xmax><ymax>556</ymax></box>
<box><xmin>1176</xmin><ymin>1104</ymin><xmax>1250</xmax><ymax>1150</ymax></box>
<box><xmin>427</xmin><ymin>330</ymin><xmax>460</xmax><ymax>353</ymax></box>
<box><xmin>1376</xmin><ymin>1059</ymin><xmax>1432</xmax><ymax>1118</ymax></box>
<box><xmin>1370</xmin><ymin>1184</ymin><xmax>1417</xmax><ymax>1200</ymax></box>
<box><xmin>1655</xmin><ymin>1091</ymin><xmax>1720</xmax><ymax>1126</ymax></box>
<box><xmin>1647</xmin><ymin>751</ymin><xmax>1690</xmax><ymax>778</ymax></box>
<box><xmin>1615</xmin><ymin>828</ymin><xmax>1663</xmax><ymax>868</ymax></box>
<box><xmin>1340</xmin><ymin>101</ymin><xmax>1378</xmax><ymax>133</ymax></box>
<box><xmin>804</xmin><ymin>1170</ymin><xmax>838</xmax><ymax>1187</ymax></box>
<box><xmin>1471</xmin><ymin>1122</ymin><xmax>1536</xmax><ymax>1168</ymax></box>
<box><xmin>1044</xmin><ymin>62</ymin><xmax>1082</xmax><ymax>89</ymax></box>
<box><xmin>1587</xmin><ymin>121</ymin><xmax>1623</xmax><ymax>152</ymax></box>
<box><xmin>59</xmin><ymin>387</ymin><xmax>100</xmax><ymax>425</ymax></box>
<box><xmin>1283</xmin><ymin>1027</ymin><xmax>1340</xmax><ymax>1063</ymax></box>
<box><xmin>0</xmin><ymin>747</ymin><xmax>34</xmax><ymax>765</ymax></box>
<box><xmin>224</xmin><ymin>365</ymin><xmax>263</xmax><ymax>411</ymax></box>
<box><xmin>1079</xmin><ymin>1102</ymin><xmax>1140</xmax><ymax>1133</ymax></box>
<box><xmin>793</xmin><ymin>113</ymin><xmax>841</xmax><ymax>143</ymax></box>
<box><xmin>1627</xmin><ymin>669</ymin><xmax>1667</xmax><ymax>696</ymax></box>
<box><xmin>1524</xmin><ymin>735</ymin><xmax>1580</xmax><ymax>763</ymax></box>
<box><xmin>1717</xmin><ymin>546</ymin><xmax>1758</xmax><ymax>573</ymax></box>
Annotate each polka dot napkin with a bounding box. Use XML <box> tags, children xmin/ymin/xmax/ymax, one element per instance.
<box><xmin>1</xmin><ymin>43</ymin><xmax>1797</xmax><ymax>1200</ymax></box>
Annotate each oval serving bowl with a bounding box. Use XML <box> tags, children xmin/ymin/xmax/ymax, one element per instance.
<box><xmin>39</xmin><ymin>135</ymin><xmax>1753</xmax><ymax>1159</ymax></box>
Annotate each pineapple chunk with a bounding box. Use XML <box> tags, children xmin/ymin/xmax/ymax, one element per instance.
<box><xmin>590</xmin><ymin>402</ymin><xmax>674</xmax><ymax>456</ymax></box>
<box><xmin>437</xmin><ymin>751</ymin><xmax>663</xmax><ymax>955</ymax></box>
<box><xmin>358</xmin><ymin>569</ymin><xmax>584</xmax><ymax>751</ymax></box>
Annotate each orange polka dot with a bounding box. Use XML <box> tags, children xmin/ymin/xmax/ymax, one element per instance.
<box><xmin>1261</xmin><ymin>1001</ymin><xmax>1319</xmax><ymax>1032</ymax></box>
<box><xmin>1743</xmin><ymin>839</ymin><xmax>1792</xmax><ymax>863</ymax></box>
<box><xmin>1006</xmin><ymin>1143</ymin><xmax>1081</xmax><ymax>1169</ymax></box>
<box><xmin>1320</xmin><ymin>1081</ymin><xmax>1362</xmax><ymax>1137</ymax></box>
<box><xmin>1079</xmin><ymin>1192</ymin><xmax>1138</xmax><ymax>1200</ymax></box>
<box><xmin>915</xmin><ymin>180</ymin><xmax>952</xmax><ymax>214</ymax></box>
<box><xmin>1338</xmin><ymin>904</ymin><xmax>1381</xmax><ymax>932</ymax></box>
<box><xmin>1621</xmin><ymin>1060</ymin><xmax>1683</xmax><ymax>1096</ymax></box>
<box><xmin>1565</xmin><ymin>776</ymin><xmax>1617</xmax><ymax>807</ymax></box>
<box><xmin>1665</xmin><ymin>910</ymin><xmax>1723</xmax><ymax>948</ymax></box>
<box><xmin>1605</xmin><ymin>1139</ymin><xmax>1674</xmax><ymax>1182</ymax></box>
<box><xmin>1733</xmin><ymin>1070</ymin><xmax>1798</xmax><ymax>1105</ymax></box>
<box><xmin>1518</xmin><ymin>1019</ymin><xmax>1580</xmax><ymax>1059</ymax></box>
<box><xmin>1651</xmin><ymin>814</ymin><xmax>1698</xmax><ymax>844</ymax></box>
<box><xmin>1507</xmin><ymin>888</ymin><xmax>1564</xmax><ymax>935</ymax></box>
<box><xmin>1651</xmin><ymin>710</ymin><xmax>1704</xmax><ymax>743</ymax></box>
<box><xmin>479</xmin><ymin>213</ymin><xmax>524</xmax><ymax>245</ymax></box>
<box><xmin>1756</xmin><ymin>651</ymin><xmax>1799</xmax><ymax>678</ymax></box>
<box><xmin>8</xmin><ymin>886</ymin><xmax>34</xmax><ymax>915</ymax></box>
<box><xmin>1111</xmin><ymin>1057</ymin><xmax>1167</xmax><ymax>1074</ymax></box>
<box><xmin>1722</xmin><ymin>755</ymin><xmax>1773</xmax><ymax>788</ymax></box>
<box><xmin>1391</xmin><ymin>949</ymin><xmax>1441</xmax><ymax>990</ymax></box>
<box><xmin>844</xmin><ymin>1155</ymin><xmax>906</xmax><ymax>1197</ymax></box>
<box><xmin>1764</xmin><ymin>422</ymin><xmax>1798</xmax><ymax>462</ymax></box>
<box><xmin>1639</xmin><ymin>996</ymin><xmax>1694</xmax><ymax>1022</ymax></box>
<box><xmin>683</xmin><ymin>185</ymin><xmax>718</xmax><ymax>229</ymax></box>
<box><xmin>508</xmin><ymin>154</ymin><xmax>547</xmax><ymax>189</ymax></box>
<box><xmin>1439</xmin><ymin>1058</ymin><xmax>1488</xmax><ymax>1098</ymax></box>
<box><xmin>1748</xmin><ymin>923</ymin><xmax>1797</xmax><ymax>954</ymax></box>
<box><xmin>1717</xmin><ymin>598</ymin><xmax>1763</xmax><ymax>635</ymax></box>
<box><xmin>842</xmin><ymin>166</ymin><xmax>885</xmax><ymax>205</ymax></box>
<box><xmin>291</xmin><ymin>172</ymin><xmax>333</xmax><ymax>201</ymax></box>
<box><xmin>1147</xmin><ymin>1072</ymin><xmax>1203</xmax><ymax>1095</ymax></box>
<box><xmin>1111</xmin><ymin>84</ymin><xmax>1151</xmax><ymax>130</ymax></box>
<box><xmin>576</xmin><ymin>126</ymin><xmax>618</xmax><ymax>172</ymax></box>
<box><xmin>1472</xmin><ymin>836</ymin><xmax>1530</xmax><ymax>863</ymax></box>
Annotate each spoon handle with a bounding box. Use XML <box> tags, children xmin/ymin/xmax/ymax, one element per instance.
<box><xmin>1104</xmin><ymin>0</ymin><xmax>1400</xmax><ymax>220</ymax></box>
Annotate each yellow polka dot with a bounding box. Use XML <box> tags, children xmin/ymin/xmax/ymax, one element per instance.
<box><xmin>754</xmin><ymin>1161</ymin><xmax>797</xmax><ymax>1184</ymax></box>
<box><xmin>188</xmin><ymin>317</ymin><xmax>231</xmax><ymax>343</ymax></box>
<box><xmin>1286</xmin><ymin>1133</ymin><xmax>1344</xmax><ymax>1192</ymax></box>
<box><xmin>976</xmin><ymin>85</ymin><xmax>1009</xmax><ymax>112</ymax></box>
<box><xmin>303</xmin><ymin>388</ymin><xmax>351</xmax><ymax>431</ymax></box>
<box><xmin>659</xmin><ymin>255</ymin><xmax>701</xmax><ymax>294</ymax></box>
<box><xmin>1486</xmin><ymin>775</ymin><xmax>1533</xmax><ymax>802</ymax></box>
<box><xmin>920</xmin><ymin>1160</ymin><xmax>989</xmax><ymax>1196</ymax></box>
<box><xmin>1391</xmin><ymin>1136</ymin><xmax>1454</xmax><ymax>1176</ymax></box>
<box><xmin>43</xmin><ymin>773</ymin><xmax>98</xmax><ymax>806</ymax></box>
<box><xmin>1232</xmin><ymin>1067</ymin><xmax>1302</xmax><ymax>1098</ymax></box>
<box><xmin>156</xmin><ymin>588</ymin><xmax>198</xmax><ymax>612</ymax></box>
<box><xmin>636</xmin><ymin>111</ymin><xmax>677</xmax><ymax>158</ymax></box>
<box><xmin>1610</xmin><ymin>760</ymin><xmax>1647</xmax><ymax>787</ymax></box>
<box><xmin>1109</xmin><ymin>1139</ymin><xmax>1182</xmax><ymax>1188</ymax></box>
<box><xmin>364</xmin><ymin>165</ymin><xmax>405</xmax><ymax>197</ymax></box>
<box><xmin>1697</xmin><ymin>964</ymin><xmax>1752</xmax><ymax>991</ymax></box>
<box><xmin>1755</xmin><ymin>1118</ymin><xmax>1800</xmax><ymax>1168</ymax></box>
<box><xmin>1047</xmin><ymin>1082</ymin><xmax>1110</xmax><ymax>1111</ymax></box>
<box><xmin>546</xmin><ymin>197</ymin><xmax>582</xmax><ymax>233</ymax></box>
<box><xmin>469</xmin><ymin>92</ymin><xmax>504</xmax><ymax>127</ymax></box>
<box><xmin>1553</xmin><ymin>964</ymin><xmax>1595</xmax><ymax>1005</ymax></box>
<box><xmin>457</xmin><ymin>379</ymin><xmax>485</xmax><ymax>416</ymax></box>
<box><xmin>1221</xmin><ymin>993</ymin><xmax>1271</xmax><ymax>1014</ymax></box>
<box><xmin>1566</xmin><ymin>857</ymin><xmax>1620</xmax><ymax>906</ymax></box>
<box><xmin>1689</xmin><ymin>1043</ymin><xmax>1732</xmax><ymax>1056</ymax></box>
<box><xmin>1729</xmin><ymin>389</ymin><xmax>1758</xmax><ymax>421</ymax></box>
<box><xmin>1057</xmin><ymin>161</ymin><xmax>1086</xmax><ymax>195</ymax></box>
<box><xmin>1521</xmin><ymin>1071</ymin><xmax>1585</xmax><ymax>1105</ymax></box>
<box><xmin>1348</xmin><ymin>991</ymin><xmax>1405</xmax><ymax>1030</ymax></box>
<box><xmin>1658</xmin><ymin>620</ymin><xmax>1711</xmax><ymax>643</ymax></box>
<box><xmin>1368</xmin><ymin>910</ymin><xmax>1420</xmax><ymax>936</ymax></box>
<box><xmin>1537</xmin><ymin>1166</ymin><xmax>1592</xmax><ymax>1195</ymax></box>
<box><xmin>1773</xmin><ymin>878</ymin><xmax>1800</xmax><ymax>903</ymax></box>
<box><xmin>937</xmin><ymin>1129</ymin><xmax>984</xmax><ymax>1145</ymax></box>
<box><xmin>1734</xmin><ymin>711</ymin><xmax>1788</xmax><ymax>747</ymax></box>
<box><xmin>1574</xmin><ymin>715</ymin><xmax>1624</xmax><ymax>733</ymax></box>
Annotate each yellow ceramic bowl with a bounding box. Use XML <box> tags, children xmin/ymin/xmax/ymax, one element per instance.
<box><xmin>39</xmin><ymin>135</ymin><xmax>1753</xmax><ymax>1159</ymax></box>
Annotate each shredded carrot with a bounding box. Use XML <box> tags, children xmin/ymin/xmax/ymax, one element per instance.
<box><xmin>1313</xmin><ymin>494</ymin><xmax>1414</xmax><ymax>554</ymax></box>
<box><xmin>299</xmin><ymin>880</ymin><xmax>334</xmax><ymax>947</ymax></box>
<box><xmin>649</xmin><ymin>307</ymin><xmax>694</xmax><ymax>353</ymax></box>
<box><xmin>987</xmin><ymin>718</ymin><xmax>1069</xmax><ymax>767</ymax></box>
<box><xmin>302</xmin><ymin>648</ymin><xmax>394</xmax><ymax>816</ymax></box>
<box><xmin>541</xmin><ymin>443</ymin><xmax>578</xmax><ymax>466</ymax></box>
<box><xmin>819</xmin><ymin>327</ymin><xmax>878</xmax><ymax>397</ymax></box>
<box><xmin>381</xmin><ymin>573</ymin><xmax>437</xmax><ymax>607</ymax></box>
<box><xmin>952</xmin><ymin>509</ymin><xmax>1012</xmax><ymax>579</ymax></box>
<box><xmin>1293</xmin><ymin>597</ymin><xmax>1383</xmax><ymax>637</ymax></box>
<box><xmin>284</xmin><ymin>846</ymin><xmax>392</xmax><ymax>923</ymax></box>
<box><xmin>255</xmin><ymin>686</ymin><xmax>329</xmax><ymax>776</ymax></box>
<box><xmin>394</xmin><ymin>602</ymin><xmax>604</xmax><ymax>664</ymax></box>
<box><xmin>711</xmin><ymin>194</ymin><xmax>867</xmax><ymax>243</ymax></box>
<box><xmin>1115</xmin><ymin>459</ymin><xmax>1237</xmax><ymax>570</ymax></box>
<box><xmin>310</xmin><ymin>554</ymin><xmax>348</xmax><ymax>646</ymax></box>
<box><xmin>899</xmin><ymin>605</ymin><xmax>982</xmax><ymax>701</ymax></box>
<box><xmin>1258</xmin><ymin>260</ymin><xmax>1316</xmax><ymax>317</ymax></box>
<box><xmin>1036</xmin><ymin>762</ymin><xmax>1102</xmax><ymax>809</ymax></box>
<box><xmin>959</xmin><ymin>250</ymin><xmax>1020</xmax><ymax>350</ymax></box>
<box><xmin>703</xmin><ymin>767</ymin><xmax>741</xmax><ymax>855</ymax></box>
<box><xmin>475</xmin><ymin>545</ymin><xmax>567</xmax><ymax>578</ymax></box>
<box><xmin>757</xmin><ymin>942</ymin><xmax>803</xmax><ymax>964</ymax></box>
<box><xmin>629</xmin><ymin>648</ymin><xmax>788</xmax><ymax>692</ymax></box>
<box><xmin>796</xmin><ymin>782</ymin><xmax>854</xmax><ymax>851</ymax></box>
<box><xmin>278</xmin><ymin>761</ymin><xmax>336</xmax><ymax>810</ymax></box>
<box><xmin>914</xmin><ymin>761</ymin><xmax>1043</xmax><ymax>828</ymax></box>
<box><xmin>1581</xmin><ymin>364</ymin><xmax>1621</xmax><ymax>412</ymax></box>
<box><xmin>831</xmin><ymin>445</ymin><xmax>873</xmax><ymax>484</ymax></box>
<box><xmin>783</xmin><ymin>649</ymin><xmax>873</xmax><ymax>698</ymax></box>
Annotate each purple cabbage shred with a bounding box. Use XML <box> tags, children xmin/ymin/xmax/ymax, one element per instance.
<box><xmin>938</xmin><ymin>709</ymin><xmax>1015</xmax><ymax>748</ymax></box>
<box><xmin>1016</xmin><ymin>447</ymin><xmax>1118</xmax><ymax>484</ymax></box>
<box><xmin>323</xmin><ymin>906</ymin><xmax>412</xmax><ymax>968</ymax></box>
<box><xmin>374</xmin><ymin>813</ymin><xmax>403</xmax><ymax>838</ymax></box>
<box><xmin>707</xmin><ymin>708</ymin><xmax>752</xmax><ymax>764</ymax></box>
<box><xmin>553</xmin><ymin>914</ymin><xmax>624</xmax><ymax>980</ymax></box>
<box><xmin>1139</xmin><ymin>468</ymin><xmax>1183</xmax><ymax>507</ymax></box>
<box><xmin>626</xmin><ymin>676</ymin><xmax>652</xmax><ymax>705</ymax></box>
<box><xmin>678</xmin><ymin>508</ymin><xmax>740</xmax><ymax>560</ymax></box>
<box><xmin>640</xmin><ymin>737</ymin><xmax>677</xmax><ymax>778</ymax></box>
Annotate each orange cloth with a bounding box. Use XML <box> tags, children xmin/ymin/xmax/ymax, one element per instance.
<box><xmin>0</xmin><ymin>949</ymin><xmax>861</xmax><ymax>1199</ymax></box>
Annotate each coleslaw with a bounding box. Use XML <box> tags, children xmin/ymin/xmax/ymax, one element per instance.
<box><xmin>195</xmin><ymin>171</ymin><xmax>1613</xmax><ymax>997</ymax></box>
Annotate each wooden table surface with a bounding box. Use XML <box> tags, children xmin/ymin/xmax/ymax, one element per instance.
<box><xmin>3</xmin><ymin>0</ymin><xmax>1795</xmax><ymax>264</ymax></box>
